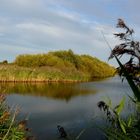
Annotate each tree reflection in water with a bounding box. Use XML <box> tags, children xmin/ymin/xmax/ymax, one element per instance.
<box><xmin>0</xmin><ymin>82</ymin><xmax>96</xmax><ymax>101</ymax></box>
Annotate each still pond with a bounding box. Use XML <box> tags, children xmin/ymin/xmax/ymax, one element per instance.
<box><xmin>1</xmin><ymin>76</ymin><xmax>134</xmax><ymax>140</ymax></box>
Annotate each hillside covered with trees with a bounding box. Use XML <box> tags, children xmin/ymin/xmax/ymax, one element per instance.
<box><xmin>0</xmin><ymin>50</ymin><xmax>115</xmax><ymax>82</ymax></box>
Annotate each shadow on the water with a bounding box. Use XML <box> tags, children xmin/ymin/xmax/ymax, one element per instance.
<box><xmin>0</xmin><ymin>83</ymin><xmax>96</xmax><ymax>101</ymax></box>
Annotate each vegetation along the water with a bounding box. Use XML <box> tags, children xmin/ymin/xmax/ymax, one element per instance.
<box><xmin>0</xmin><ymin>94</ymin><xmax>33</xmax><ymax>140</ymax></box>
<box><xmin>0</xmin><ymin>50</ymin><xmax>115</xmax><ymax>82</ymax></box>
<box><xmin>98</xmin><ymin>19</ymin><xmax>140</xmax><ymax>140</ymax></box>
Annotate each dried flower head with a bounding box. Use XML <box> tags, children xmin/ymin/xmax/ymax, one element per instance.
<box><xmin>109</xmin><ymin>19</ymin><xmax>140</xmax><ymax>86</ymax></box>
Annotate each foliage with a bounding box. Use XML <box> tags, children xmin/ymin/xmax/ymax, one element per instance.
<box><xmin>49</xmin><ymin>49</ymin><xmax>81</xmax><ymax>69</ymax></box>
<box><xmin>109</xmin><ymin>19</ymin><xmax>140</xmax><ymax>101</ymax></box>
<box><xmin>0</xmin><ymin>94</ymin><xmax>30</xmax><ymax>140</ymax></box>
<box><xmin>11</xmin><ymin>50</ymin><xmax>115</xmax><ymax>82</ymax></box>
<box><xmin>109</xmin><ymin>19</ymin><xmax>140</xmax><ymax>83</ymax></box>
<box><xmin>80</xmin><ymin>55</ymin><xmax>115</xmax><ymax>78</ymax></box>
<box><xmin>98</xmin><ymin>19</ymin><xmax>140</xmax><ymax>140</ymax></box>
<box><xmin>98</xmin><ymin>99</ymin><xmax>140</xmax><ymax>139</ymax></box>
<box><xmin>0</xmin><ymin>60</ymin><xmax>8</xmax><ymax>65</ymax></box>
<box><xmin>0</xmin><ymin>64</ymin><xmax>89</xmax><ymax>82</ymax></box>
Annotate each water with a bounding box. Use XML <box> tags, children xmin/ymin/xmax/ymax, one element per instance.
<box><xmin>0</xmin><ymin>76</ymin><xmax>134</xmax><ymax>140</ymax></box>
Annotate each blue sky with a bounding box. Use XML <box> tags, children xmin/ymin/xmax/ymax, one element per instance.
<box><xmin>0</xmin><ymin>0</ymin><xmax>140</xmax><ymax>66</ymax></box>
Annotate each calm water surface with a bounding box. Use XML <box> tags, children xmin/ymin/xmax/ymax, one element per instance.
<box><xmin>1</xmin><ymin>76</ymin><xmax>134</xmax><ymax>140</ymax></box>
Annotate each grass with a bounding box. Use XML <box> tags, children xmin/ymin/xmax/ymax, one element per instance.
<box><xmin>0</xmin><ymin>50</ymin><xmax>115</xmax><ymax>82</ymax></box>
<box><xmin>0</xmin><ymin>94</ymin><xmax>28</xmax><ymax>140</ymax></box>
<box><xmin>98</xmin><ymin>19</ymin><xmax>140</xmax><ymax>140</ymax></box>
<box><xmin>0</xmin><ymin>64</ymin><xmax>90</xmax><ymax>82</ymax></box>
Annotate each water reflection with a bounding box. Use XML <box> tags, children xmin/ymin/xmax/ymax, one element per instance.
<box><xmin>0</xmin><ymin>82</ymin><xmax>96</xmax><ymax>101</ymax></box>
<box><xmin>0</xmin><ymin>77</ymin><xmax>134</xmax><ymax>140</ymax></box>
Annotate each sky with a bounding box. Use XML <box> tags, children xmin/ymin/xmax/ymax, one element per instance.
<box><xmin>0</xmin><ymin>0</ymin><xmax>140</xmax><ymax>66</ymax></box>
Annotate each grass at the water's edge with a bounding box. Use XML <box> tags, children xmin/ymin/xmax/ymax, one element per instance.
<box><xmin>0</xmin><ymin>64</ymin><xmax>115</xmax><ymax>83</ymax></box>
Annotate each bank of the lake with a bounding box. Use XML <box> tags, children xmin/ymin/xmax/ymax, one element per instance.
<box><xmin>0</xmin><ymin>50</ymin><xmax>115</xmax><ymax>82</ymax></box>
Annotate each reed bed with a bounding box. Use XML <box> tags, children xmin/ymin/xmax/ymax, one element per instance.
<box><xmin>0</xmin><ymin>50</ymin><xmax>115</xmax><ymax>82</ymax></box>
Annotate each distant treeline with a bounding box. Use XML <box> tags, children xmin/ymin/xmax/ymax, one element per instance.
<box><xmin>0</xmin><ymin>60</ymin><xmax>8</xmax><ymax>64</ymax></box>
<box><xmin>0</xmin><ymin>50</ymin><xmax>115</xmax><ymax>82</ymax></box>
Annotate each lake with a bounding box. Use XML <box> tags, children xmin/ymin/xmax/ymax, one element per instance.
<box><xmin>1</xmin><ymin>76</ymin><xmax>134</xmax><ymax>140</ymax></box>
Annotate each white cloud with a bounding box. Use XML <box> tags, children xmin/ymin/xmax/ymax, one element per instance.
<box><xmin>17</xmin><ymin>23</ymin><xmax>62</xmax><ymax>38</ymax></box>
<box><xmin>0</xmin><ymin>0</ymin><xmax>139</xmax><ymax>67</ymax></box>
<box><xmin>0</xmin><ymin>14</ymin><xmax>118</xmax><ymax>64</ymax></box>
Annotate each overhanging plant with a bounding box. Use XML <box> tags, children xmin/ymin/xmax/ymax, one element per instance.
<box><xmin>109</xmin><ymin>19</ymin><xmax>140</xmax><ymax>101</ymax></box>
<box><xmin>98</xmin><ymin>19</ymin><xmax>140</xmax><ymax>140</ymax></box>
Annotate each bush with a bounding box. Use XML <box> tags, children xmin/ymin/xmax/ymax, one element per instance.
<box><xmin>12</xmin><ymin>50</ymin><xmax>115</xmax><ymax>81</ymax></box>
<box><xmin>0</xmin><ymin>60</ymin><xmax>8</xmax><ymax>65</ymax></box>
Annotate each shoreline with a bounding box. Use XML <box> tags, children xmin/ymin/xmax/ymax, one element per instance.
<box><xmin>0</xmin><ymin>76</ymin><xmax>114</xmax><ymax>83</ymax></box>
<box><xmin>0</xmin><ymin>79</ymin><xmax>84</xmax><ymax>83</ymax></box>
